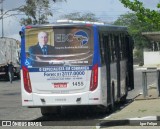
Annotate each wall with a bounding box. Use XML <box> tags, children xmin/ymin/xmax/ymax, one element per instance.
<box><xmin>144</xmin><ymin>51</ymin><xmax>160</xmax><ymax>67</ymax></box>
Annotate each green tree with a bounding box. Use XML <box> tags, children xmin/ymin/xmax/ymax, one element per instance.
<box><xmin>117</xmin><ymin>0</ymin><xmax>160</xmax><ymax>63</ymax></box>
<box><xmin>61</xmin><ymin>12</ymin><xmax>99</xmax><ymax>22</ymax></box>
<box><xmin>19</xmin><ymin>0</ymin><xmax>66</xmax><ymax>25</ymax></box>
<box><xmin>19</xmin><ymin>0</ymin><xmax>51</xmax><ymax>25</ymax></box>
<box><xmin>114</xmin><ymin>12</ymin><xmax>152</xmax><ymax>49</ymax></box>
<box><xmin>114</xmin><ymin>12</ymin><xmax>153</xmax><ymax>63</ymax></box>
<box><xmin>119</xmin><ymin>0</ymin><xmax>160</xmax><ymax>30</ymax></box>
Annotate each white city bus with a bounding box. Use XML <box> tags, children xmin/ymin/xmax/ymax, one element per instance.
<box><xmin>20</xmin><ymin>21</ymin><xmax>134</xmax><ymax>115</ymax></box>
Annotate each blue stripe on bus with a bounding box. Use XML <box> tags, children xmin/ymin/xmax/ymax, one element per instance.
<box><xmin>93</xmin><ymin>25</ymin><xmax>101</xmax><ymax>67</ymax></box>
<box><xmin>20</xmin><ymin>26</ymin><xmax>26</xmax><ymax>69</ymax></box>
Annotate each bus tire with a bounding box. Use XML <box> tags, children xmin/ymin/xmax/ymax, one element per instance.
<box><xmin>41</xmin><ymin>106</ymin><xmax>61</xmax><ymax>116</ymax></box>
<box><xmin>121</xmin><ymin>76</ymin><xmax>128</xmax><ymax>103</ymax></box>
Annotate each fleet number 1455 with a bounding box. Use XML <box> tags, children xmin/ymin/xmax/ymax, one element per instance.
<box><xmin>72</xmin><ymin>82</ymin><xmax>84</xmax><ymax>86</ymax></box>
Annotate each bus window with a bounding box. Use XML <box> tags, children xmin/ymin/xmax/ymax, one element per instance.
<box><xmin>99</xmin><ymin>34</ymin><xmax>105</xmax><ymax>65</ymax></box>
<box><xmin>110</xmin><ymin>34</ymin><xmax>117</xmax><ymax>63</ymax></box>
<box><xmin>25</xmin><ymin>27</ymin><xmax>93</xmax><ymax>67</ymax></box>
<box><xmin>121</xmin><ymin>34</ymin><xmax>127</xmax><ymax>59</ymax></box>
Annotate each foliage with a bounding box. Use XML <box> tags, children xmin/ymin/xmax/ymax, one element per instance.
<box><xmin>114</xmin><ymin>12</ymin><xmax>153</xmax><ymax>63</ymax></box>
<box><xmin>114</xmin><ymin>13</ymin><xmax>152</xmax><ymax>49</ymax></box>
<box><xmin>19</xmin><ymin>0</ymin><xmax>66</xmax><ymax>25</ymax></box>
<box><xmin>61</xmin><ymin>12</ymin><xmax>99</xmax><ymax>22</ymax></box>
<box><xmin>119</xmin><ymin>0</ymin><xmax>160</xmax><ymax>30</ymax></box>
<box><xmin>19</xmin><ymin>0</ymin><xmax>52</xmax><ymax>25</ymax></box>
<box><xmin>118</xmin><ymin>0</ymin><xmax>160</xmax><ymax>63</ymax></box>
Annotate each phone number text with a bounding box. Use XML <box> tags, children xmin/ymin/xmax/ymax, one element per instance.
<box><xmin>44</xmin><ymin>71</ymin><xmax>85</xmax><ymax>77</ymax></box>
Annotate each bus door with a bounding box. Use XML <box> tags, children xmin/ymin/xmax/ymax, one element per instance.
<box><xmin>102</xmin><ymin>34</ymin><xmax>111</xmax><ymax>105</ymax></box>
<box><xmin>126</xmin><ymin>35</ymin><xmax>134</xmax><ymax>90</ymax></box>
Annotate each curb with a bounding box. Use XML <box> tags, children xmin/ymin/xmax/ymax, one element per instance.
<box><xmin>97</xmin><ymin>116</ymin><xmax>160</xmax><ymax>128</ymax></box>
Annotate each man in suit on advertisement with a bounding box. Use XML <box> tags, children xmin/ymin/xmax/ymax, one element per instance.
<box><xmin>28</xmin><ymin>31</ymin><xmax>55</xmax><ymax>66</ymax></box>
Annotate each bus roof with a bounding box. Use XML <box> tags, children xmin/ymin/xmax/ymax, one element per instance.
<box><xmin>25</xmin><ymin>21</ymin><xmax>128</xmax><ymax>32</ymax></box>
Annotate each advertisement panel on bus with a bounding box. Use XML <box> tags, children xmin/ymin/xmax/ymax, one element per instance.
<box><xmin>22</xmin><ymin>27</ymin><xmax>95</xmax><ymax>94</ymax></box>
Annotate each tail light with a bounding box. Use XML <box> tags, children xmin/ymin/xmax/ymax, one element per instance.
<box><xmin>22</xmin><ymin>66</ymin><xmax>32</xmax><ymax>93</ymax></box>
<box><xmin>90</xmin><ymin>64</ymin><xmax>98</xmax><ymax>91</ymax></box>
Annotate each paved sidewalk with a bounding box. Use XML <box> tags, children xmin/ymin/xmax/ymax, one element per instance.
<box><xmin>99</xmin><ymin>87</ymin><xmax>160</xmax><ymax>129</ymax></box>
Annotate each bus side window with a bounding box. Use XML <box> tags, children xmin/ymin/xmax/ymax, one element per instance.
<box><xmin>119</xmin><ymin>34</ymin><xmax>124</xmax><ymax>59</ymax></box>
<box><xmin>119</xmin><ymin>34</ymin><xmax>123</xmax><ymax>60</ymax></box>
<box><xmin>110</xmin><ymin>34</ymin><xmax>113</xmax><ymax>62</ymax></box>
<box><xmin>110</xmin><ymin>34</ymin><xmax>118</xmax><ymax>62</ymax></box>
<box><xmin>102</xmin><ymin>34</ymin><xmax>111</xmax><ymax>64</ymax></box>
<box><xmin>109</xmin><ymin>34</ymin><xmax>114</xmax><ymax>62</ymax></box>
<box><xmin>121</xmin><ymin>34</ymin><xmax>126</xmax><ymax>59</ymax></box>
<box><xmin>99</xmin><ymin>34</ymin><xmax>105</xmax><ymax>65</ymax></box>
<box><xmin>119</xmin><ymin>34</ymin><xmax>122</xmax><ymax>60</ymax></box>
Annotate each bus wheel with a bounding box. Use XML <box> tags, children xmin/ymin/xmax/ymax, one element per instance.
<box><xmin>97</xmin><ymin>105</ymin><xmax>110</xmax><ymax>114</ymax></box>
<box><xmin>121</xmin><ymin>94</ymin><xmax>127</xmax><ymax>104</ymax></box>
<box><xmin>121</xmin><ymin>76</ymin><xmax>128</xmax><ymax>103</ymax></box>
<box><xmin>41</xmin><ymin>106</ymin><xmax>61</xmax><ymax>116</ymax></box>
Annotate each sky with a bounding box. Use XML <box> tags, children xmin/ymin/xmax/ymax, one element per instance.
<box><xmin>0</xmin><ymin>0</ymin><xmax>159</xmax><ymax>41</ymax></box>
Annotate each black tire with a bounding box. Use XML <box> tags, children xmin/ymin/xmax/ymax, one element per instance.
<box><xmin>120</xmin><ymin>94</ymin><xmax>127</xmax><ymax>104</ymax></box>
<box><xmin>121</xmin><ymin>76</ymin><xmax>128</xmax><ymax>103</ymax></box>
<box><xmin>98</xmin><ymin>106</ymin><xmax>110</xmax><ymax>114</ymax></box>
<box><xmin>41</xmin><ymin>106</ymin><xmax>61</xmax><ymax>116</ymax></box>
<box><xmin>41</xmin><ymin>107</ymin><xmax>50</xmax><ymax>116</ymax></box>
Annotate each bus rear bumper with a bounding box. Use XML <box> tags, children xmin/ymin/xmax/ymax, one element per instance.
<box><xmin>22</xmin><ymin>90</ymin><xmax>104</xmax><ymax>107</ymax></box>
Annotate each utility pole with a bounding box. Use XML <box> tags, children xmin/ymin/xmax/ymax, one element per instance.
<box><xmin>0</xmin><ymin>0</ymin><xmax>4</xmax><ymax>37</ymax></box>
